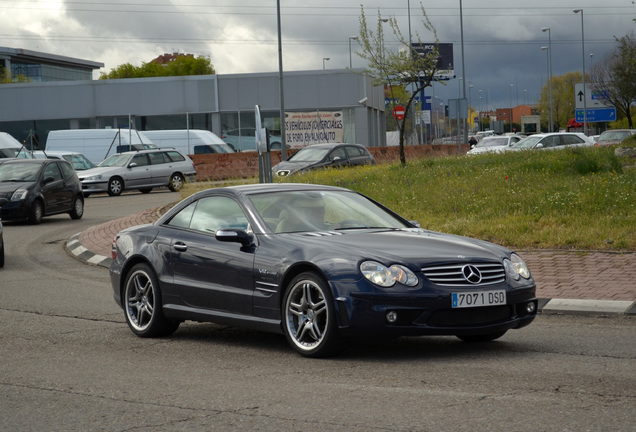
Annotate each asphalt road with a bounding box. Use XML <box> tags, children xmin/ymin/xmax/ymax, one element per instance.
<box><xmin>1</xmin><ymin>190</ymin><xmax>634</xmax><ymax>432</ymax></box>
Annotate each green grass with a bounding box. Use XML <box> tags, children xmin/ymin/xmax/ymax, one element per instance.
<box><xmin>270</xmin><ymin>146</ymin><xmax>636</xmax><ymax>251</ymax></box>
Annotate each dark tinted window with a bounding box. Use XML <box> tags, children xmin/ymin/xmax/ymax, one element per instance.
<box><xmin>131</xmin><ymin>154</ymin><xmax>149</xmax><ymax>166</ymax></box>
<box><xmin>148</xmin><ymin>152</ymin><xmax>168</xmax><ymax>165</ymax></box>
<box><xmin>43</xmin><ymin>162</ymin><xmax>63</xmax><ymax>181</ymax></box>
<box><xmin>562</xmin><ymin>135</ymin><xmax>585</xmax><ymax>145</ymax></box>
<box><xmin>58</xmin><ymin>161</ymin><xmax>75</xmax><ymax>180</ymax></box>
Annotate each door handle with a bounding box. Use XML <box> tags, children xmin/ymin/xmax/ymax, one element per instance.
<box><xmin>173</xmin><ymin>242</ymin><xmax>188</xmax><ymax>252</ymax></box>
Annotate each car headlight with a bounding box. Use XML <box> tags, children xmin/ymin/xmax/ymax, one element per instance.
<box><xmin>11</xmin><ymin>188</ymin><xmax>28</xmax><ymax>201</ymax></box>
<box><xmin>504</xmin><ymin>253</ymin><xmax>531</xmax><ymax>280</ymax></box>
<box><xmin>83</xmin><ymin>175</ymin><xmax>102</xmax><ymax>181</ymax></box>
<box><xmin>360</xmin><ymin>261</ymin><xmax>419</xmax><ymax>287</ymax></box>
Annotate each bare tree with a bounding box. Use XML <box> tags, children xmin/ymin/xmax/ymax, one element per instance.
<box><xmin>589</xmin><ymin>33</ymin><xmax>636</xmax><ymax>128</ymax></box>
<box><xmin>355</xmin><ymin>4</ymin><xmax>443</xmax><ymax>165</ymax></box>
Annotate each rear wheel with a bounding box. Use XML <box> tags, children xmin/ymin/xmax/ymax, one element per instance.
<box><xmin>168</xmin><ymin>173</ymin><xmax>184</xmax><ymax>192</ymax></box>
<box><xmin>28</xmin><ymin>200</ymin><xmax>44</xmax><ymax>224</ymax></box>
<box><xmin>282</xmin><ymin>272</ymin><xmax>347</xmax><ymax>357</ymax></box>
<box><xmin>69</xmin><ymin>195</ymin><xmax>84</xmax><ymax>219</ymax></box>
<box><xmin>107</xmin><ymin>177</ymin><xmax>124</xmax><ymax>196</ymax></box>
<box><xmin>456</xmin><ymin>331</ymin><xmax>507</xmax><ymax>343</ymax></box>
<box><xmin>123</xmin><ymin>263</ymin><xmax>179</xmax><ymax>337</ymax></box>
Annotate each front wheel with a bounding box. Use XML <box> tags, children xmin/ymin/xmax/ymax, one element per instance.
<box><xmin>69</xmin><ymin>195</ymin><xmax>84</xmax><ymax>219</ymax></box>
<box><xmin>282</xmin><ymin>272</ymin><xmax>347</xmax><ymax>357</ymax></box>
<box><xmin>107</xmin><ymin>177</ymin><xmax>124</xmax><ymax>196</ymax></box>
<box><xmin>123</xmin><ymin>263</ymin><xmax>179</xmax><ymax>338</ymax></box>
<box><xmin>168</xmin><ymin>173</ymin><xmax>184</xmax><ymax>192</ymax></box>
<box><xmin>28</xmin><ymin>200</ymin><xmax>44</xmax><ymax>224</ymax></box>
<box><xmin>456</xmin><ymin>331</ymin><xmax>507</xmax><ymax>343</ymax></box>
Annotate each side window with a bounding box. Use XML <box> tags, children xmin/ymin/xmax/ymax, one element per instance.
<box><xmin>167</xmin><ymin>202</ymin><xmax>196</xmax><ymax>229</ymax></box>
<box><xmin>188</xmin><ymin>196</ymin><xmax>249</xmax><ymax>234</ymax></box>
<box><xmin>541</xmin><ymin>136</ymin><xmax>559</xmax><ymax>147</ymax></box>
<box><xmin>328</xmin><ymin>147</ymin><xmax>347</xmax><ymax>161</ymax></box>
<box><xmin>43</xmin><ymin>162</ymin><xmax>63</xmax><ymax>181</ymax></box>
<box><xmin>148</xmin><ymin>152</ymin><xmax>168</xmax><ymax>165</ymax></box>
<box><xmin>165</xmin><ymin>151</ymin><xmax>185</xmax><ymax>162</ymax></box>
<box><xmin>58</xmin><ymin>162</ymin><xmax>75</xmax><ymax>181</ymax></box>
<box><xmin>562</xmin><ymin>135</ymin><xmax>584</xmax><ymax>145</ymax></box>
<box><xmin>131</xmin><ymin>154</ymin><xmax>149</xmax><ymax>166</ymax></box>
<box><xmin>345</xmin><ymin>146</ymin><xmax>364</xmax><ymax>157</ymax></box>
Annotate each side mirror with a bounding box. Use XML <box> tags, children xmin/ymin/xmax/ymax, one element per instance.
<box><xmin>535</xmin><ymin>143</ymin><xmax>544</xmax><ymax>149</ymax></box>
<box><xmin>216</xmin><ymin>229</ymin><xmax>254</xmax><ymax>248</ymax></box>
<box><xmin>128</xmin><ymin>163</ymin><xmax>138</xmax><ymax>168</ymax></box>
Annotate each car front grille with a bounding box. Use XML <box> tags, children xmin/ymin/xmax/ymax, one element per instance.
<box><xmin>421</xmin><ymin>262</ymin><xmax>506</xmax><ymax>287</ymax></box>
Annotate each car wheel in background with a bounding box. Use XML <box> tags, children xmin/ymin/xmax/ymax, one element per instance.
<box><xmin>123</xmin><ymin>263</ymin><xmax>179</xmax><ymax>337</ymax></box>
<box><xmin>69</xmin><ymin>196</ymin><xmax>84</xmax><ymax>220</ymax></box>
<box><xmin>283</xmin><ymin>272</ymin><xmax>347</xmax><ymax>357</ymax></box>
<box><xmin>28</xmin><ymin>200</ymin><xmax>44</xmax><ymax>224</ymax></box>
<box><xmin>168</xmin><ymin>173</ymin><xmax>184</xmax><ymax>192</ymax></box>
<box><xmin>107</xmin><ymin>177</ymin><xmax>124</xmax><ymax>196</ymax></box>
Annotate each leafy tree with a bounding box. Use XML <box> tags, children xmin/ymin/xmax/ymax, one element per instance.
<box><xmin>355</xmin><ymin>4</ymin><xmax>442</xmax><ymax>165</ymax></box>
<box><xmin>99</xmin><ymin>55</ymin><xmax>215</xmax><ymax>79</ymax></box>
<box><xmin>537</xmin><ymin>71</ymin><xmax>583</xmax><ymax>130</ymax></box>
<box><xmin>589</xmin><ymin>33</ymin><xmax>636</xmax><ymax>128</ymax></box>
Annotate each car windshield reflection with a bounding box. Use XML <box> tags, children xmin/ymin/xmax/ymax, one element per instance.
<box><xmin>288</xmin><ymin>147</ymin><xmax>330</xmax><ymax>162</ymax></box>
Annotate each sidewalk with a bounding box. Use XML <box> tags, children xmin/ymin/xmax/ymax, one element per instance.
<box><xmin>66</xmin><ymin>211</ymin><xmax>636</xmax><ymax>316</ymax></box>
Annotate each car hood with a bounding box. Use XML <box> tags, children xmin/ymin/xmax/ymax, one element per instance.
<box><xmin>77</xmin><ymin>166</ymin><xmax>124</xmax><ymax>179</ymax></box>
<box><xmin>278</xmin><ymin>228</ymin><xmax>509</xmax><ymax>266</ymax></box>
<box><xmin>272</xmin><ymin>160</ymin><xmax>322</xmax><ymax>175</ymax></box>
<box><xmin>0</xmin><ymin>182</ymin><xmax>30</xmax><ymax>197</ymax></box>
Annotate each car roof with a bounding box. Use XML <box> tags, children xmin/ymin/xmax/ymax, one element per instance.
<box><xmin>114</xmin><ymin>148</ymin><xmax>185</xmax><ymax>156</ymax></box>
<box><xmin>194</xmin><ymin>182</ymin><xmax>352</xmax><ymax>197</ymax></box>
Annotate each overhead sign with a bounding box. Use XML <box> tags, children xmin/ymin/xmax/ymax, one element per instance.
<box><xmin>575</xmin><ymin>108</ymin><xmax>617</xmax><ymax>123</ymax></box>
<box><xmin>411</xmin><ymin>43</ymin><xmax>454</xmax><ymax>79</ymax></box>
<box><xmin>575</xmin><ymin>83</ymin><xmax>613</xmax><ymax>109</ymax></box>
<box><xmin>284</xmin><ymin>111</ymin><xmax>344</xmax><ymax>147</ymax></box>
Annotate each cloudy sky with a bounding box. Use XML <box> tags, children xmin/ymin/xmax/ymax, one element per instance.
<box><xmin>2</xmin><ymin>1</ymin><xmax>635</xmax><ymax>110</ymax></box>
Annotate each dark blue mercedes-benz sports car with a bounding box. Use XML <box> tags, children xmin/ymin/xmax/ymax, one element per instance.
<box><xmin>110</xmin><ymin>183</ymin><xmax>537</xmax><ymax>357</ymax></box>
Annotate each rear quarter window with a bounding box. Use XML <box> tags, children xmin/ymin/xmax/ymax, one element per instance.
<box><xmin>165</xmin><ymin>151</ymin><xmax>185</xmax><ymax>162</ymax></box>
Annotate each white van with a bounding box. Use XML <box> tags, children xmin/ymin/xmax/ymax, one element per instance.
<box><xmin>140</xmin><ymin>130</ymin><xmax>234</xmax><ymax>155</ymax></box>
<box><xmin>0</xmin><ymin>132</ymin><xmax>33</xmax><ymax>159</ymax></box>
<box><xmin>45</xmin><ymin>129</ymin><xmax>158</xmax><ymax>164</ymax></box>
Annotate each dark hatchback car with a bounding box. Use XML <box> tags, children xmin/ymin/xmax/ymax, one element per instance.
<box><xmin>272</xmin><ymin>143</ymin><xmax>375</xmax><ymax>177</ymax></box>
<box><xmin>110</xmin><ymin>183</ymin><xmax>537</xmax><ymax>357</ymax></box>
<box><xmin>0</xmin><ymin>159</ymin><xmax>84</xmax><ymax>224</ymax></box>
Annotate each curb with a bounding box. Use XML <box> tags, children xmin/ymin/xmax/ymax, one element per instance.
<box><xmin>65</xmin><ymin>233</ymin><xmax>636</xmax><ymax>317</ymax></box>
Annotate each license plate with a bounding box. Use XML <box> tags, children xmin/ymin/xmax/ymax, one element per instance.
<box><xmin>452</xmin><ymin>290</ymin><xmax>506</xmax><ymax>308</ymax></box>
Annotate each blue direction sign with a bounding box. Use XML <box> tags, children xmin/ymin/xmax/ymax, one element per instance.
<box><xmin>575</xmin><ymin>107</ymin><xmax>617</xmax><ymax>123</ymax></box>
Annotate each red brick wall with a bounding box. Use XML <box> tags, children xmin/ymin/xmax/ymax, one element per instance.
<box><xmin>190</xmin><ymin>144</ymin><xmax>469</xmax><ymax>181</ymax></box>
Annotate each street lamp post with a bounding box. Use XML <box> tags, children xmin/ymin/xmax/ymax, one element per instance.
<box><xmin>509</xmin><ymin>83</ymin><xmax>514</xmax><ymax>132</ymax></box>
<box><xmin>573</xmin><ymin>9</ymin><xmax>587</xmax><ymax>135</ymax></box>
<box><xmin>348</xmin><ymin>36</ymin><xmax>358</xmax><ymax>69</ymax></box>
<box><xmin>322</xmin><ymin>57</ymin><xmax>330</xmax><ymax>70</ymax></box>
<box><xmin>541</xmin><ymin>27</ymin><xmax>554</xmax><ymax>132</ymax></box>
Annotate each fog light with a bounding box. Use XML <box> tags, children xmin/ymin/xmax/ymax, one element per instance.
<box><xmin>526</xmin><ymin>302</ymin><xmax>536</xmax><ymax>313</ymax></box>
<box><xmin>386</xmin><ymin>311</ymin><xmax>398</xmax><ymax>323</ymax></box>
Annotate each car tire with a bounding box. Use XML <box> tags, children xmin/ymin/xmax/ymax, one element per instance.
<box><xmin>69</xmin><ymin>195</ymin><xmax>84</xmax><ymax>220</ymax></box>
<box><xmin>123</xmin><ymin>263</ymin><xmax>179</xmax><ymax>338</ymax></box>
<box><xmin>28</xmin><ymin>200</ymin><xmax>44</xmax><ymax>224</ymax></box>
<box><xmin>107</xmin><ymin>177</ymin><xmax>124</xmax><ymax>196</ymax></box>
<box><xmin>168</xmin><ymin>173</ymin><xmax>184</xmax><ymax>192</ymax></box>
<box><xmin>0</xmin><ymin>242</ymin><xmax>4</xmax><ymax>268</ymax></box>
<box><xmin>282</xmin><ymin>272</ymin><xmax>347</xmax><ymax>357</ymax></box>
<box><xmin>271</xmin><ymin>142</ymin><xmax>281</xmax><ymax>150</ymax></box>
<box><xmin>456</xmin><ymin>331</ymin><xmax>507</xmax><ymax>343</ymax></box>
<box><xmin>139</xmin><ymin>188</ymin><xmax>153</xmax><ymax>194</ymax></box>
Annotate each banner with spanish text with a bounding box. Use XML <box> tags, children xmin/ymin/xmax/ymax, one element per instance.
<box><xmin>284</xmin><ymin>111</ymin><xmax>344</xmax><ymax>148</ymax></box>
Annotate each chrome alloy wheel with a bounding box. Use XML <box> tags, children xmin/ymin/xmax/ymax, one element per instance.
<box><xmin>124</xmin><ymin>269</ymin><xmax>156</xmax><ymax>333</ymax></box>
<box><xmin>284</xmin><ymin>278</ymin><xmax>329</xmax><ymax>352</ymax></box>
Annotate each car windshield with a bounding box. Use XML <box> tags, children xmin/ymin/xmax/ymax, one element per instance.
<box><xmin>476</xmin><ymin>137</ymin><xmax>508</xmax><ymax>148</ymax></box>
<box><xmin>513</xmin><ymin>136</ymin><xmax>543</xmax><ymax>149</ymax></box>
<box><xmin>249</xmin><ymin>189</ymin><xmax>410</xmax><ymax>233</ymax></box>
<box><xmin>599</xmin><ymin>131</ymin><xmax>630</xmax><ymax>141</ymax></box>
<box><xmin>0</xmin><ymin>163</ymin><xmax>41</xmax><ymax>182</ymax></box>
<box><xmin>64</xmin><ymin>154</ymin><xmax>96</xmax><ymax>170</ymax></box>
<box><xmin>98</xmin><ymin>154</ymin><xmax>132</xmax><ymax>167</ymax></box>
<box><xmin>288</xmin><ymin>147</ymin><xmax>330</xmax><ymax>162</ymax></box>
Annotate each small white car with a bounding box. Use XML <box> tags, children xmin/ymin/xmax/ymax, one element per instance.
<box><xmin>467</xmin><ymin>135</ymin><xmax>524</xmax><ymax>155</ymax></box>
<box><xmin>505</xmin><ymin>133</ymin><xmax>595</xmax><ymax>152</ymax></box>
